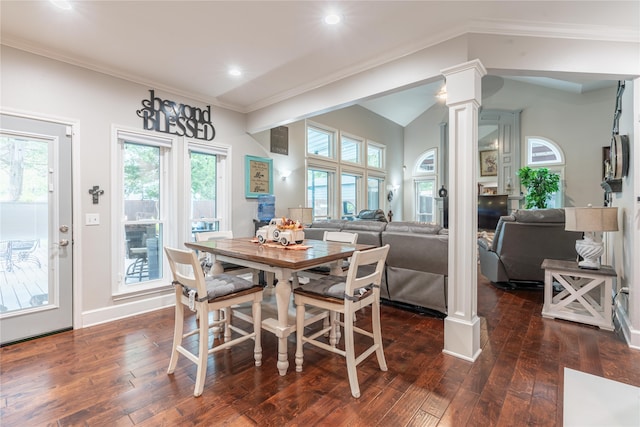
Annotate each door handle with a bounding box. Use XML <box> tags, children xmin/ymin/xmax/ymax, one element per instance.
<box><xmin>57</xmin><ymin>239</ymin><xmax>70</xmax><ymax>247</ymax></box>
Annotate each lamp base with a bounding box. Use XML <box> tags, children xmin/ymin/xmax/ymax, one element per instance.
<box><xmin>575</xmin><ymin>237</ymin><xmax>603</xmax><ymax>270</ymax></box>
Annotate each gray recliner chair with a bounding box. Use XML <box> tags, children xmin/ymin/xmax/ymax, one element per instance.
<box><xmin>478</xmin><ymin>209</ymin><xmax>582</xmax><ymax>288</ymax></box>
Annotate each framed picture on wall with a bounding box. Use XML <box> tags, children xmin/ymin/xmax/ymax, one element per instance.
<box><xmin>245</xmin><ymin>155</ymin><xmax>273</xmax><ymax>198</ymax></box>
<box><xmin>480</xmin><ymin>150</ymin><xmax>498</xmax><ymax>177</ymax></box>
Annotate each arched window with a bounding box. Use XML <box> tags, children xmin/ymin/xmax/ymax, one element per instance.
<box><xmin>415</xmin><ymin>148</ymin><xmax>437</xmax><ymax>175</ymax></box>
<box><xmin>525</xmin><ymin>137</ymin><xmax>565</xmax><ymax>208</ymax></box>
<box><xmin>527</xmin><ymin>136</ymin><xmax>564</xmax><ymax>166</ymax></box>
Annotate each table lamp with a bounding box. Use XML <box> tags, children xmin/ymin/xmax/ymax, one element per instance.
<box><xmin>288</xmin><ymin>207</ymin><xmax>313</xmax><ymax>225</ymax></box>
<box><xmin>564</xmin><ymin>205</ymin><xmax>618</xmax><ymax>269</ymax></box>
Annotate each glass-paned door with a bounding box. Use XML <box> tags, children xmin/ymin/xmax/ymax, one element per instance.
<box><xmin>0</xmin><ymin>114</ymin><xmax>73</xmax><ymax>344</ymax></box>
<box><xmin>367</xmin><ymin>177</ymin><xmax>383</xmax><ymax>210</ymax></box>
<box><xmin>341</xmin><ymin>173</ymin><xmax>359</xmax><ymax>220</ymax></box>
<box><xmin>415</xmin><ymin>179</ymin><xmax>436</xmax><ymax>223</ymax></box>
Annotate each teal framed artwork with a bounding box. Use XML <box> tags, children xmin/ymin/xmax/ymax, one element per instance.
<box><xmin>245</xmin><ymin>155</ymin><xmax>273</xmax><ymax>198</ymax></box>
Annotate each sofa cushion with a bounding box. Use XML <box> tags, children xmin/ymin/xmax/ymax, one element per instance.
<box><xmin>384</xmin><ymin>222</ymin><xmax>442</xmax><ymax>235</ymax></box>
<box><xmin>513</xmin><ymin>208</ymin><xmax>566</xmax><ymax>223</ymax></box>
<box><xmin>342</xmin><ymin>221</ymin><xmax>387</xmax><ymax>246</ymax></box>
<box><xmin>354</xmin><ymin>209</ymin><xmax>388</xmax><ymax>222</ymax></box>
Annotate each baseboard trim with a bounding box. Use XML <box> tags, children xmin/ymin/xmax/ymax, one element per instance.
<box><xmin>82</xmin><ymin>293</ymin><xmax>175</xmax><ymax>328</ymax></box>
<box><xmin>614</xmin><ymin>300</ymin><xmax>640</xmax><ymax>350</ymax></box>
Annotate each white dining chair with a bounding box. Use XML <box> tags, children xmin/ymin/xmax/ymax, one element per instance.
<box><xmin>294</xmin><ymin>244</ymin><xmax>390</xmax><ymax>398</ymax></box>
<box><xmin>164</xmin><ymin>246</ymin><xmax>263</xmax><ymax>397</ymax></box>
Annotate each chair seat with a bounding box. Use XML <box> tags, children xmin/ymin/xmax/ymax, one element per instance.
<box><xmin>178</xmin><ymin>273</ymin><xmax>256</xmax><ymax>301</ymax></box>
<box><xmin>294</xmin><ymin>275</ymin><xmax>372</xmax><ymax>301</ymax></box>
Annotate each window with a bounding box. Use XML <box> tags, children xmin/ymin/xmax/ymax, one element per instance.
<box><xmin>526</xmin><ymin>136</ymin><xmax>565</xmax><ymax>208</ymax></box>
<box><xmin>306</xmin><ymin>122</ymin><xmax>385</xmax><ymax>221</ymax></box>
<box><xmin>307</xmin><ymin>168</ymin><xmax>334</xmax><ymax>221</ymax></box>
<box><xmin>341</xmin><ymin>134</ymin><xmax>362</xmax><ymax>164</ymax></box>
<box><xmin>527</xmin><ymin>137</ymin><xmax>563</xmax><ymax>166</ymax></box>
<box><xmin>189</xmin><ymin>148</ymin><xmax>218</xmax><ymax>240</ymax></box>
<box><xmin>113</xmin><ymin>129</ymin><xmax>231</xmax><ymax>296</ymax></box>
<box><xmin>415</xmin><ymin>179</ymin><xmax>436</xmax><ymax>222</ymax></box>
<box><xmin>307</xmin><ymin>124</ymin><xmax>335</xmax><ymax>159</ymax></box>
<box><xmin>416</xmin><ymin>149</ymin><xmax>436</xmax><ymax>174</ymax></box>
<box><xmin>367</xmin><ymin>142</ymin><xmax>384</xmax><ymax>169</ymax></box>
<box><xmin>341</xmin><ymin>172</ymin><xmax>361</xmax><ymax>219</ymax></box>
<box><xmin>367</xmin><ymin>176</ymin><xmax>384</xmax><ymax>210</ymax></box>
<box><xmin>412</xmin><ymin>149</ymin><xmax>438</xmax><ymax>223</ymax></box>
<box><xmin>115</xmin><ymin>130</ymin><xmax>172</xmax><ymax>292</ymax></box>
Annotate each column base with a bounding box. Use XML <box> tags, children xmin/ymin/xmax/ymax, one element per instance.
<box><xmin>443</xmin><ymin>315</ymin><xmax>482</xmax><ymax>362</ymax></box>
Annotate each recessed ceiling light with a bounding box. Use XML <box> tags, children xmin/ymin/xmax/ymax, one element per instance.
<box><xmin>324</xmin><ymin>13</ymin><xmax>342</xmax><ymax>25</ymax></box>
<box><xmin>50</xmin><ymin>0</ymin><xmax>72</xmax><ymax>10</ymax></box>
<box><xmin>228</xmin><ymin>68</ymin><xmax>242</xmax><ymax>77</ymax></box>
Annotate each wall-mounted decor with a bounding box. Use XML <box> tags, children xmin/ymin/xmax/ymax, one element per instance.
<box><xmin>480</xmin><ymin>150</ymin><xmax>498</xmax><ymax>177</ymax></box>
<box><xmin>245</xmin><ymin>155</ymin><xmax>273</xmax><ymax>198</ymax></box>
<box><xmin>270</xmin><ymin>126</ymin><xmax>289</xmax><ymax>155</ymax></box>
<box><xmin>136</xmin><ymin>89</ymin><xmax>215</xmax><ymax>141</ymax></box>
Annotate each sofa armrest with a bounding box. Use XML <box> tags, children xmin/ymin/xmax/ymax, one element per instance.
<box><xmin>477</xmin><ymin>237</ymin><xmax>493</xmax><ymax>252</ymax></box>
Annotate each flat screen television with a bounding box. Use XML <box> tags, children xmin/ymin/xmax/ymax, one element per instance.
<box><xmin>478</xmin><ymin>194</ymin><xmax>509</xmax><ymax>230</ymax></box>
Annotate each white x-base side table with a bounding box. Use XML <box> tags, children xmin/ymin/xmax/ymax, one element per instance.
<box><xmin>541</xmin><ymin>259</ymin><xmax>616</xmax><ymax>331</ymax></box>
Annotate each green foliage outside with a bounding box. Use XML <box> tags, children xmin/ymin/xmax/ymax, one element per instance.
<box><xmin>517</xmin><ymin>166</ymin><xmax>560</xmax><ymax>209</ymax></box>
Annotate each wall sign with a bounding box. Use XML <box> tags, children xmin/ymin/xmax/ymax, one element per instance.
<box><xmin>245</xmin><ymin>155</ymin><xmax>273</xmax><ymax>198</ymax></box>
<box><xmin>270</xmin><ymin>126</ymin><xmax>289</xmax><ymax>155</ymax></box>
<box><xmin>136</xmin><ymin>89</ymin><xmax>215</xmax><ymax>141</ymax></box>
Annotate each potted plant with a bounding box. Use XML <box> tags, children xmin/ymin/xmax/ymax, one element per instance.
<box><xmin>517</xmin><ymin>166</ymin><xmax>560</xmax><ymax>209</ymax></box>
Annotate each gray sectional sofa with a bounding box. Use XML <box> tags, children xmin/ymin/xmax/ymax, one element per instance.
<box><xmin>306</xmin><ymin>219</ymin><xmax>449</xmax><ymax>316</ymax></box>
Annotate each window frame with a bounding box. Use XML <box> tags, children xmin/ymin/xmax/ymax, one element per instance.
<box><xmin>305</xmin><ymin>121</ymin><xmax>387</xmax><ymax>221</ymax></box>
<box><xmin>184</xmin><ymin>140</ymin><xmax>231</xmax><ymax>242</ymax></box>
<box><xmin>526</xmin><ymin>136</ymin><xmax>564</xmax><ymax>166</ymax></box>
<box><xmin>366</xmin><ymin>141</ymin><xmax>385</xmax><ymax>171</ymax></box>
<box><xmin>415</xmin><ymin>148</ymin><xmax>437</xmax><ymax>176</ymax></box>
<box><xmin>414</xmin><ymin>177</ymin><xmax>437</xmax><ymax>223</ymax></box>
<box><xmin>306</xmin><ymin>122</ymin><xmax>337</xmax><ymax>161</ymax></box>
<box><xmin>340</xmin><ymin>132</ymin><xmax>364</xmax><ymax>166</ymax></box>
<box><xmin>111</xmin><ymin>127</ymin><xmax>177</xmax><ymax>297</ymax></box>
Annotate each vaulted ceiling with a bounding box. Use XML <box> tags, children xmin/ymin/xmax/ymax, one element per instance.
<box><xmin>1</xmin><ymin>1</ymin><xmax>638</xmax><ymax>126</ymax></box>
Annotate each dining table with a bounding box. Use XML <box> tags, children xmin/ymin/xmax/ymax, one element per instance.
<box><xmin>184</xmin><ymin>237</ymin><xmax>374</xmax><ymax>376</ymax></box>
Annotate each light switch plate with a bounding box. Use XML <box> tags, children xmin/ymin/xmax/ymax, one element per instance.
<box><xmin>86</xmin><ymin>213</ymin><xmax>100</xmax><ymax>226</ymax></box>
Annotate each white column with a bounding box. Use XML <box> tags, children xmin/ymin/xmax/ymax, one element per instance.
<box><xmin>441</xmin><ymin>59</ymin><xmax>486</xmax><ymax>361</ymax></box>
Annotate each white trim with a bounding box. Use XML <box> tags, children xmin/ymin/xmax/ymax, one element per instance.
<box><xmin>414</xmin><ymin>147</ymin><xmax>438</xmax><ymax>175</ymax></box>
<box><xmin>82</xmin><ymin>292</ymin><xmax>175</xmax><ymax>328</ymax></box>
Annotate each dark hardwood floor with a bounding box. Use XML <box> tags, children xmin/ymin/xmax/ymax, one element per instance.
<box><xmin>2</xmin><ymin>273</ymin><xmax>639</xmax><ymax>426</ymax></box>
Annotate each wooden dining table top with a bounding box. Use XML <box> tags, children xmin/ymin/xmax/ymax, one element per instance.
<box><xmin>184</xmin><ymin>237</ymin><xmax>374</xmax><ymax>270</ymax></box>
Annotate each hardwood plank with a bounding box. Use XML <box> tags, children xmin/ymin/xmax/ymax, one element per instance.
<box><xmin>1</xmin><ymin>272</ymin><xmax>639</xmax><ymax>426</ymax></box>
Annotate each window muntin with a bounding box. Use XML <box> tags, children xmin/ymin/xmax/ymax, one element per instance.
<box><xmin>307</xmin><ymin>125</ymin><xmax>335</xmax><ymax>159</ymax></box>
<box><xmin>341</xmin><ymin>134</ymin><xmax>362</xmax><ymax>164</ymax></box>
<box><xmin>415</xmin><ymin>179</ymin><xmax>436</xmax><ymax>223</ymax></box>
<box><xmin>190</xmin><ymin>150</ymin><xmax>218</xmax><ymax>238</ymax></box>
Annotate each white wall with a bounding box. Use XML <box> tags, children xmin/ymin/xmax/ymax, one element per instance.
<box><xmin>0</xmin><ymin>46</ymin><xmax>271</xmax><ymax>323</ymax></box>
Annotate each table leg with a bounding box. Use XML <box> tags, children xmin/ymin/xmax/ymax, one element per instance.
<box><xmin>275</xmin><ymin>269</ymin><xmax>293</xmax><ymax>376</ymax></box>
<box><xmin>212</xmin><ymin>255</ymin><xmax>224</xmax><ymax>275</ymax></box>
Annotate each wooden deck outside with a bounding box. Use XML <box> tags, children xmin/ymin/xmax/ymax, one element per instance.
<box><xmin>0</xmin><ymin>244</ymin><xmax>48</xmax><ymax>313</ymax></box>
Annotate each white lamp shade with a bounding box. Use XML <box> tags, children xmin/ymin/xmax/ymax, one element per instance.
<box><xmin>288</xmin><ymin>207</ymin><xmax>313</xmax><ymax>225</ymax></box>
<box><xmin>565</xmin><ymin>206</ymin><xmax>618</xmax><ymax>232</ymax></box>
